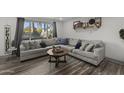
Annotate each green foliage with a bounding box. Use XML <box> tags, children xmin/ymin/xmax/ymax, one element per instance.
<box><xmin>24</xmin><ymin>27</ymin><xmax>31</xmax><ymax>32</ymax></box>
<box><xmin>37</xmin><ymin>28</ymin><xmax>42</xmax><ymax>32</ymax></box>
<box><xmin>119</xmin><ymin>29</ymin><xmax>124</xmax><ymax>39</ymax></box>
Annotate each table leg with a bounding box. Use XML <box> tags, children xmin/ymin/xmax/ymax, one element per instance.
<box><xmin>55</xmin><ymin>57</ymin><xmax>59</xmax><ymax>68</ymax></box>
<box><xmin>64</xmin><ymin>55</ymin><xmax>67</xmax><ymax>62</ymax></box>
<box><xmin>49</xmin><ymin>56</ymin><xmax>51</xmax><ymax>62</ymax></box>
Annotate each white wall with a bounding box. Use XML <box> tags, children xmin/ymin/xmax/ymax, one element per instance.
<box><xmin>62</xmin><ymin>17</ymin><xmax>124</xmax><ymax>62</ymax></box>
<box><xmin>0</xmin><ymin>17</ymin><xmax>17</xmax><ymax>56</ymax></box>
<box><xmin>56</xmin><ymin>21</ymin><xmax>64</xmax><ymax>38</ymax></box>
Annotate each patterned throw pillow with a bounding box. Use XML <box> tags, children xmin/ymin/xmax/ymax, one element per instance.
<box><xmin>85</xmin><ymin>44</ymin><xmax>94</xmax><ymax>52</ymax></box>
<box><xmin>57</xmin><ymin>38</ymin><xmax>68</xmax><ymax>45</ymax></box>
<box><xmin>29</xmin><ymin>41</ymin><xmax>36</xmax><ymax>49</ymax></box>
<box><xmin>91</xmin><ymin>43</ymin><xmax>101</xmax><ymax>52</ymax></box>
<box><xmin>34</xmin><ymin>41</ymin><xmax>41</xmax><ymax>49</ymax></box>
<box><xmin>80</xmin><ymin>42</ymin><xmax>89</xmax><ymax>51</ymax></box>
<box><xmin>68</xmin><ymin>38</ymin><xmax>79</xmax><ymax>46</ymax></box>
<box><xmin>83</xmin><ymin>43</ymin><xmax>89</xmax><ymax>51</ymax></box>
<box><xmin>22</xmin><ymin>42</ymin><xmax>30</xmax><ymax>50</ymax></box>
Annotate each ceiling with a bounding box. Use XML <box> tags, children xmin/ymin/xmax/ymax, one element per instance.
<box><xmin>25</xmin><ymin>17</ymin><xmax>76</xmax><ymax>22</ymax></box>
<box><xmin>48</xmin><ymin>17</ymin><xmax>74</xmax><ymax>21</ymax></box>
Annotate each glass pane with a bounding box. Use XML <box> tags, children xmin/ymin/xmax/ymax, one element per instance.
<box><xmin>23</xmin><ymin>21</ymin><xmax>31</xmax><ymax>40</ymax></box>
<box><xmin>47</xmin><ymin>24</ymin><xmax>53</xmax><ymax>39</ymax></box>
<box><xmin>31</xmin><ymin>22</ymin><xmax>41</xmax><ymax>39</ymax></box>
<box><xmin>41</xmin><ymin>23</ymin><xmax>48</xmax><ymax>38</ymax></box>
<box><xmin>41</xmin><ymin>23</ymin><xmax>44</xmax><ymax>29</ymax></box>
<box><xmin>40</xmin><ymin>23</ymin><xmax>46</xmax><ymax>39</ymax></box>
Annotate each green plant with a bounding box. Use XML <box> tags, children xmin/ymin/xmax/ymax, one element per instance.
<box><xmin>119</xmin><ymin>29</ymin><xmax>124</xmax><ymax>39</ymax></box>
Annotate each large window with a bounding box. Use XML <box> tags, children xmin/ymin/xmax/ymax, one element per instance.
<box><xmin>23</xmin><ymin>20</ymin><xmax>55</xmax><ymax>40</ymax></box>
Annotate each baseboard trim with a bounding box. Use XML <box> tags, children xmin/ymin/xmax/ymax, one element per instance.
<box><xmin>106</xmin><ymin>57</ymin><xmax>124</xmax><ymax>65</ymax></box>
<box><xmin>0</xmin><ymin>55</ymin><xmax>16</xmax><ymax>60</ymax></box>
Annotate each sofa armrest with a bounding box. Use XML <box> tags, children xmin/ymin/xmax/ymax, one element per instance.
<box><xmin>94</xmin><ymin>47</ymin><xmax>105</xmax><ymax>61</ymax></box>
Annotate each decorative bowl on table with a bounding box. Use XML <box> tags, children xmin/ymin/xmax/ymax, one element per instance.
<box><xmin>52</xmin><ymin>47</ymin><xmax>63</xmax><ymax>53</ymax></box>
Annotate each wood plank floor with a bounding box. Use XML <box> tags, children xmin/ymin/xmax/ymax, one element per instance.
<box><xmin>0</xmin><ymin>55</ymin><xmax>124</xmax><ymax>75</ymax></box>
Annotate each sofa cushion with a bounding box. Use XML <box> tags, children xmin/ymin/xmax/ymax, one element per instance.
<box><xmin>29</xmin><ymin>41</ymin><xmax>41</xmax><ymax>49</ymax></box>
<box><xmin>21</xmin><ymin>48</ymin><xmax>46</xmax><ymax>54</ymax></box>
<box><xmin>59</xmin><ymin>45</ymin><xmax>74</xmax><ymax>51</ymax></box>
<box><xmin>21</xmin><ymin>39</ymin><xmax>42</xmax><ymax>50</ymax></box>
<box><xmin>72</xmin><ymin>49</ymin><xmax>97</xmax><ymax>59</ymax></box>
<box><xmin>42</xmin><ymin>38</ymin><xmax>58</xmax><ymax>46</ymax></box>
<box><xmin>68</xmin><ymin>38</ymin><xmax>79</xmax><ymax>46</ymax></box>
<box><xmin>57</xmin><ymin>38</ymin><xmax>68</xmax><ymax>45</ymax></box>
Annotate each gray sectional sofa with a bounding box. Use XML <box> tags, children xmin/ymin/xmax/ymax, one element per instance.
<box><xmin>20</xmin><ymin>38</ymin><xmax>105</xmax><ymax>66</ymax></box>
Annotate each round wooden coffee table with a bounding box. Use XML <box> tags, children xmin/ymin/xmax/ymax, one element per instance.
<box><xmin>47</xmin><ymin>48</ymin><xmax>68</xmax><ymax>67</ymax></box>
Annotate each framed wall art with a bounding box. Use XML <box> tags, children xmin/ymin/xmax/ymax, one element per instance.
<box><xmin>73</xmin><ymin>17</ymin><xmax>102</xmax><ymax>30</ymax></box>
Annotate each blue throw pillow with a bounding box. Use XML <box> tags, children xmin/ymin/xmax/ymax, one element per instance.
<box><xmin>75</xmin><ymin>42</ymin><xmax>81</xmax><ymax>49</ymax></box>
<box><xmin>57</xmin><ymin>38</ymin><xmax>68</xmax><ymax>45</ymax></box>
